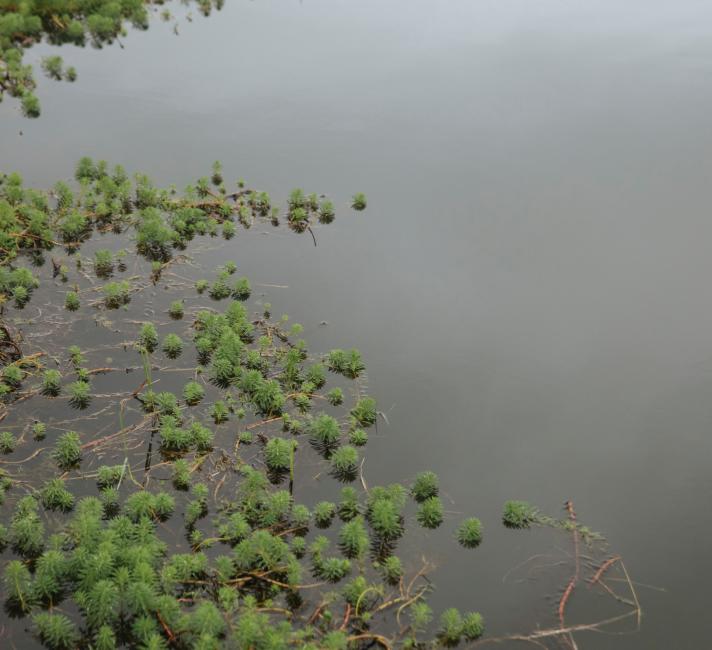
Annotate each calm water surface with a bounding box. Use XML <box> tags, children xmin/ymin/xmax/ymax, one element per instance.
<box><xmin>3</xmin><ymin>1</ymin><xmax>712</xmax><ymax>647</ymax></box>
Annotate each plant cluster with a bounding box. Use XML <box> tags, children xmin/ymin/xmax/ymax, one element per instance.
<box><xmin>0</xmin><ymin>0</ymin><xmax>224</xmax><ymax>117</ymax></box>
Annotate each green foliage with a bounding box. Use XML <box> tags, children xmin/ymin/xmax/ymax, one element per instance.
<box><xmin>53</xmin><ymin>431</ymin><xmax>82</xmax><ymax>470</ymax></box>
<box><xmin>338</xmin><ymin>515</ymin><xmax>368</xmax><ymax>558</ymax></box>
<box><xmin>0</xmin><ymin>162</ymin><xmax>509</xmax><ymax>649</ymax></box>
<box><xmin>412</xmin><ymin>471</ymin><xmax>439</xmax><ymax>503</ymax></box>
<box><xmin>326</xmin><ymin>387</ymin><xmax>344</xmax><ymax>405</ymax></box>
<box><xmin>351</xmin><ymin>396</ymin><xmax>377</xmax><ymax>427</ymax></box>
<box><xmin>351</xmin><ymin>192</ymin><xmax>367</xmax><ymax>210</ymax></box>
<box><xmin>64</xmin><ymin>290</ymin><xmax>80</xmax><ymax>311</ymax></box>
<box><xmin>32</xmin><ymin>612</ymin><xmax>79</xmax><ymax>649</ymax></box>
<box><xmin>94</xmin><ymin>249</ymin><xmax>113</xmax><ymax>276</ymax></box>
<box><xmin>162</xmin><ymin>333</ymin><xmax>183</xmax><ymax>359</ymax></box>
<box><xmin>327</xmin><ymin>348</ymin><xmax>365</xmax><ymax>379</ymax></box>
<box><xmin>502</xmin><ymin>500</ymin><xmax>538</xmax><ymax>529</ymax></box>
<box><xmin>462</xmin><ymin>612</ymin><xmax>485</xmax><ymax>640</ymax></box>
<box><xmin>309</xmin><ymin>413</ymin><xmax>341</xmax><ymax>451</ymax></box>
<box><xmin>40</xmin><ymin>478</ymin><xmax>75</xmax><ymax>511</ymax></box>
<box><xmin>313</xmin><ymin>501</ymin><xmax>336</xmax><ymax>528</ymax></box>
<box><xmin>68</xmin><ymin>380</ymin><xmax>91</xmax><ymax>408</ymax></box>
<box><xmin>330</xmin><ymin>445</ymin><xmax>358</xmax><ymax>481</ymax></box>
<box><xmin>439</xmin><ymin>608</ymin><xmax>463</xmax><ymax>646</ymax></box>
<box><xmin>456</xmin><ymin>517</ymin><xmax>483</xmax><ymax>548</ymax></box>
<box><xmin>139</xmin><ymin>322</ymin><xmax>159</xmax><ymax>352</ymax></box>
<box><xmin>264</xmin><ymin>437</ymin><xmax>293</xmax><ymax>472</ymax></box>
<box><xmin>0</xmin><ymin>430</ymin><xmax>16</xmax><ymax>453</ymax></box>
<box><xmin>416</xmin><ymin>496</ymin><xmax>444</xmax><ymax>529</ymax></box>
<box><xmin>183</xmin><ymin>380</ymin><xmax>205</xmax><ymax>406</ymax></box>
<box><xmin>103</xmin><ymin>280</ymin><xmax>130</xmax><ymax>308</ymax></box>
<box><xmin>379</xmin><ymin>555</ymin><xmax>403</xmax><ymax>585</ymax></box>
<box><xmin>168</xmin><ymin>300</ymin><xmax>184</xmax><ymax>319</ymax></box>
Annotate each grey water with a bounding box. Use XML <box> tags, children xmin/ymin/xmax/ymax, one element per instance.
<box><xmin>3</xmin><ymin>0</ymin><xmax>712</xmax><ymax>646</ymax></box>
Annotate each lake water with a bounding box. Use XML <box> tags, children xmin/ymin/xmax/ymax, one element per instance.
<box><xmin>2</xmin><ymin>0</ymin><xmax>712</xmax><ymax>647</ymax></box>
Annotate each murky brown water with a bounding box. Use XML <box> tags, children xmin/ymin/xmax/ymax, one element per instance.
<box><xmin>3</xmin><ymin>0</ymin><xmax>712</xmax><ymax>647</ymax></box>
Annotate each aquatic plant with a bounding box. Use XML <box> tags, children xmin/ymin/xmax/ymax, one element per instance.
<box><xmin>183</xmin><ymin>381</ymin><xmax>205</xmax><ymax>406</ymax></box>
<box><xmin>328</xmin><ymin>348</ymin><xmax>365</xmax><ymax>379</ymax></box>
<box><xmin>350</xmin><ymin>396</ymin><xmax>377</xmax><ymax>427</ymax></box>
<box><xmin>0</xmin><ymin>0</ymin><xmax>223</xmax><ymax>118</ymax></box>
<box><xmin>0</xmin><ymin>159</ymin><xmax>628</xmax><ymax>650</ymax></box>
<box><xmin>41</xmin><ymin>371</ymin><xmax>62</xmax><ymax>398</ymax></box>
<box><xmin>93</xmin><ymin>249</ymin><xmax>113</xmax><ymax>276</ymax></box>
<box><xmin>52</xmin><ymin>432</ymin><xmax>82</xmax><ymax>470</ymax></box>
<box><xmin>162</xmin><ymin>334</ymin><xmax>184</xmax><ymax>359</ymax></box>
<box><xmin>327</xmin><ymin>387</ymin><xmax>344</xmax><ymax>405</ymax></box>
<box><xmin>40</xmin><ymin>478</ymin><xmax>75</xmax><ymax>511</ymax></box>
<box><xmin>351</xmin><ymin>192</ymin><xmax>367</xmax><ymax>211</ymax></box>
<box><xmin>502</xmin><ymin>500</ymin><xmax>538</xmax><ymax>529</ymax></box>
<box><xmin>349</xmin><ymin>428</ymin><xmax>368</xmax><ymax>446</ymax></box>
<box><xmin>0</xmin><ymin>431</ymin><xmax>16</xmax><ymax>453</ymax></box>
<box><xmin>412</xmin><ymin>470</ymin><xmax>439</xmax><ymax>502</ymax></box>
<box><xmin>102</xmin><ymin>280</ymin><xmax>130</xmax><ymax>309</ymax></box>
<box><xmin>64</xmin><ymin>291</ymin><xmax>80</xmax><ymax>311</ymax></box>
<box><xmin>439</xmin><ymin>608</ymin><xmax>463</xmax><ymax>646</ymax></box>
<box><xmin>264</xmin><ymin>437</ymin><xmax>293</xmax><ymax>472</ymax></box>
<box><xmin>330</xmin><ymin>445</ymin><xmax>359</xmax><ymax>481</ymax></box>
<box><xmin>456</xmin><ymin>517</ymin><xmax>483</xmax><ymax>548</ymax></box>
<box><xmin>168</xmin><ymin>300</ymin><xmax>184</xmax><ymax>319</ymax></box>
<box><xmin>68</xmin><ymin>380</ymin><xmax>91</xmax><ymax>408</ymax></box>
<box><xmin>416</xmin><ymin>496</ymin><xmax>444</xmax><ymax>529</ymax></box>
<box><xmin>138</xmin><ymin>323</ymin><xmax>159</xmax><ymax>352</ymax></box>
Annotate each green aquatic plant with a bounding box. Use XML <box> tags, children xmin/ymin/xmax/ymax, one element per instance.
<box><xmin>232</xmin><ymin>276</ymin><xmax>251</xmax><ymax>300</ymax></box>
<box><xmin>93</xmin><ymin>249</ymin><xmax>113</xmax><ymax>276</ymax></box>
<box><xmin>40</xmin><ymin>478</ymin><xmax>75</xmax><ymax>511</ymax></box>
<box><xmin>138</xmin><ymin>322</ymin><xmax>159</xmax><ymax>352</ymax></box>
<box><xmin>330</xmin><ymin>445</ymin><xmax>359</xmax><ymax>482</ymax></box>
<box><xmin>68</xmin><ymin>380</ymin><xmax>91</xmax><ymax>408</ymax></box>
<box><xmin>168</xmin><ymin>300</ymin><xmax>184</xmax><ymax>319</ymax></box>
<box><xmin>183</xmin><ymin>381</ymin><xmax>205</xmax><ymax>406</ymax></box>
<box><xmin>352</xmin><ymin>192</ymin><xmax>367</xmax><ymax>211</ymax></box>
<box><xmin>162</xmin><ymin>334</ymin><xmax>183</xmax><ymax>359</ymax></box>
<box><xmin>0</xmin><ymin>431</ymin><xmax>16</xmax><ymax>453</ymax></box>
<box><xmin>462</xmin><ymin>612</ymin><xmax>485</xmax><ymax>640</ymax></box>
<box><xmin>41</xmin><ymin>370</ymin><xmax>62</xmax><ymax>397</ymax></box>
<box><xmin>502</xmin><ymin>500</ymin><xmax>538</xmax><ymax>529</ymax></box>
<box><xmin>327</xmin><ymin>387</ymin><xmax>344</xmax><ymax>406</ymax></box>
<box><xmin>313</xmin><ymin>501</ymin><xmax>336</xmax><ymax>528</ymax></box>
<box><xmin>351</xmin><ymin>396</ymin><xmax>377</xmax><ymax>427</ymax></box>
<box><xmin>52</xmin><ymin>431</ymin><xmax>81</xmax><ymax>470</ymax></box>
<box><xmin>32</xmin><ymin>612</ymin><xmax>79</xmax><ymax>649</ymax></box>
<box><xmin>264</xmin><ymin>437</ymin><xmax>293</xmax><ymax>472</ymax></box>
<box><xmin>64</xmin><ymin>290</ymin><xmax>80</xmax><ymax>311</ymax></box>
<box><xmin>416</xmin><ymin>496</ymin><xmax>444</xmax><ymax>529</ymax></box>
<box><xmin>439</xmin><ymin>608</ymin><xmax>463</xmax><ymax>646</ymax></box>
<box><xmin>349</xmin><ymin>428</ymin><xmax>368</xmax><ymax>446</ymax></box>
<box><xmin>102</xmin><ymin>280</ymin><xmax>130</xmax><ymax>309</ymax></box>
<box><xmin>456</xmin><ymin>517</ymin><xmax>483</xmax><ymax>548</ymax></box>
<box><xmin>327</xmin><ymin>348</ymin><xmax>365</xmax><ymax>379</ymax></box>
<box><xmin>32</xmin><ymin>421</ymin><xmax>46</xmax><ymax>440</ymax></box>
<box><xmin>412</xmin><ymin>470</ymin><xmax>439</xmax><ymax>502</ymax></box>
<box><xmin>0</xmin><ymin>0</ymin><xmax>223</xmax><ymax>118</ymax></box>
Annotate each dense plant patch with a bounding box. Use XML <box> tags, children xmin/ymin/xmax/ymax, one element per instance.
<box><xmin>0</xmin><ymin>0</ymin><xmax>222</xmax><ymax>117</ymax></box>
<box><xmin>0</xmin><ymin>159</ymin><xmax>639</xmax><ymax>648</ymax></box>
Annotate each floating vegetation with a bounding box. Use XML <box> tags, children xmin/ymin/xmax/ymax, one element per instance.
<box><xmin>0</xmin><ymin>159</ymin><xmax>636</xmax><ymax>650</ymax></box>
<box><xmin>0</xmin><ymin>0</ymin><xmax>224</xmax><ymax>117</ymax></box>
